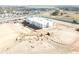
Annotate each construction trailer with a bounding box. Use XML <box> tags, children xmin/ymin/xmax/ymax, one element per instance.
<box><xmin>26</xmin><ymin>16</ymin><xmax>55</xmax><ymax>28</ymax></box>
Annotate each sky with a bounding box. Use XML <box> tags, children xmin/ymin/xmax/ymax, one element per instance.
<box><xmin>0</xmin><ymin>0</ymin><xmax>79</xmax><ymax>5</ymax></box>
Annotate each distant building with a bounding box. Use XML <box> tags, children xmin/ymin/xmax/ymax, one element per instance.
<box><xmin>26</xmin><ymin>16</ymin><xmax>55</xmax><ymax>28</ymax></box>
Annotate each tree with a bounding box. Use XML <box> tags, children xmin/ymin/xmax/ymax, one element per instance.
<box><xmin>72</xmin><ymin>20</ymin><xmax>77</xmax><ymax>23</ymax></box>
<box><xmin>51</xmin><ymin>10</ymin><xmax>60</xmax><ymax>16</ymax></box>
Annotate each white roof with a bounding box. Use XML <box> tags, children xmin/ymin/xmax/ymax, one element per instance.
<box><xmin>27</xmin><ymin>16</ymin><xmax>49</xmax><ymax>25</ymax></box>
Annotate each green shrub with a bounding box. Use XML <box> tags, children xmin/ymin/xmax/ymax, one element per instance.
<box><xmin>51</xmin><ymin>10</ymin><xmax>59</xmax><ymax>16</ymax></box>
<box><xmin>72</xmin><ymin>20</ymin><xmax>77</xmax><ymax>23</ymax></box>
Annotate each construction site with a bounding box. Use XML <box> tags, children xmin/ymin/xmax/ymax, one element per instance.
<box><xmin>0</xmin><ymin>6</ymin><xmax>79</xmax><ymax>53</ymax></box>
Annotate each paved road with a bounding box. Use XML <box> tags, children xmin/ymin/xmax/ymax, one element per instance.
<box><xmin>49</xmin><ymin>18</ymin><xmax>79</xmax><ymax>29</ymax></box>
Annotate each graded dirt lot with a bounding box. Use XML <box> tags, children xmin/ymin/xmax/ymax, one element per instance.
<box><xmin>0</xmin><ymin>23</ymin><xmax>79</xmax><ymax>53</ymax></box>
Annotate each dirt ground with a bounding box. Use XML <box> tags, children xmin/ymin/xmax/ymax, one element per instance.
<box><xmin>0</xmin><ymin>23</ymin><xmax>79</xmax><ymax>53</ymax></box>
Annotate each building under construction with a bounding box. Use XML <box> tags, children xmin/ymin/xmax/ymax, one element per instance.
<box><xmin>26</xmin><ymin>16</ymin><xmax>55</xmax><ymax>28</ymax></box>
